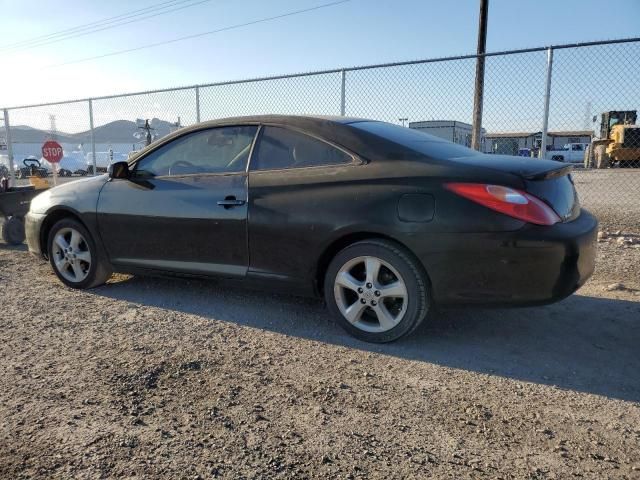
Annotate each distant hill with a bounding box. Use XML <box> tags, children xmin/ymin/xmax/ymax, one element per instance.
<box><xmin>10</xmin><ymin>118</ymin><xmax>181</xmax><ymax>144</ymax></box>
<box><xmin>10</xmin><ymin>125</ymin><xmax>77</xmax><ymax>144</ymax></box>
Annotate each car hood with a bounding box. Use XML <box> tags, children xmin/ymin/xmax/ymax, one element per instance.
<box><xmin>29</xmin><ymin>174</ymin><xmax>109</xmax><ymax>214</ymax></box>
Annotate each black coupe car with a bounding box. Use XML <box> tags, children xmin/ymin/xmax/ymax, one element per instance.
<box><xmin>25</xmin><ymin>115</ymin><xmax>597</xmax><ymax>342</ymax></box>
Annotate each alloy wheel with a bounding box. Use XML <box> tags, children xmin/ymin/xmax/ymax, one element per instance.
<box><xmin>51</xmin><ymin>227</ymin><xmax>92</xmax><ymax>283</ymax></box>
<box><xmin>333</xmin><ymin>255</ymin><xmax>408</xmax><ymax>333</ymax></box>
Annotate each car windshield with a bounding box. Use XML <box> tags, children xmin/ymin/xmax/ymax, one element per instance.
<box><xmin>349</xmin><ymin>120</ymin><xmax>476</xmax><ymax>158</ymax></box>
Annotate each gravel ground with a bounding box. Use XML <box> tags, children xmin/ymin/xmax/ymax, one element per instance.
<box><xmin>1</xmin><ymin>224</ymin><xmax>639</xmax><ymax>478</ymax></box>
<box><xmin>572</xmin><ymin>169</ymin><xmax>640</xmax><ymax>232</ymax></box>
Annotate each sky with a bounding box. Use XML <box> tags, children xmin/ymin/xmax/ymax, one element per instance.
<box><xmin>0</xmin><ymin>0</ymin><xmax>639</xmax><ymax>136</ymax></box>
<box><xmin>1</xmin><ymin>0</ymin><xmax>639</xmax><ymax>108</ymax></box>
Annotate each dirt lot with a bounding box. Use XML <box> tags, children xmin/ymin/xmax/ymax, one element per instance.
<box><xmin>1</xmin><ymin>224</ymin><xmax>639</xmax><ymax>479</ymax></box>
<box><xmin>572</xmin><ymin>169</ymin><xmax>640</xmax><ymax>232</ymax></box>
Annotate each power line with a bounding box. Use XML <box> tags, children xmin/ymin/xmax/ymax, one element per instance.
<box><xmin>1</xmin><ymin>0</ymin><xmax>212</xmax><ymax>53</ymax></box>
<box><xmin>0</xmin><ymin>0</ymin><xmax>189</xmax><ymax>50</ymax></box>
<box><xmin>0</xmin><ymin>0</ymin><xmax>198</xmax><ymax>51</ymax></box>
<box><xmin>47</xmin><ymin>0</ymin><xmax>352</xmax><ymax>68</ymax></box>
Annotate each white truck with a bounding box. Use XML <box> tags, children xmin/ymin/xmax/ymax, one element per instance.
<box><xmin>545</xmin><ymin>143</ymin><xmax>589</xmax><ymax>164</ymax></box>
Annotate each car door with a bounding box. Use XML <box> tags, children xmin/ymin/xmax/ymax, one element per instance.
<box><xmin>247</xmin><ymin>125</ymin><xmax>361</xmax><ymax>290</ymax></box>
<box><xmin>97</xmin><ymin>125</ymin><xmax>258</xmax><ymax>277</ymax></box>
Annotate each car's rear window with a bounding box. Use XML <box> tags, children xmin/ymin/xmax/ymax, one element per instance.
<box><xmin>349</xmin><ymin>120</ymin><xmax>476</xmax><ymax>159</ymax></box>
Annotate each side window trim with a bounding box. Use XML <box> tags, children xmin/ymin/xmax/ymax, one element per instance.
<box><xmin>131</xmin><ymin>125</ymin><xmax>259</xmax><ymax>178</ymax></box>
<box><xmin>245</xmin><ymin>124</ymin><xmax>263</xmax><ymax>174</ymax></box>
<box><xmin>248</xmin><ymin>124</ymin><xmax>362</xmax><ymax>173</ymax></box>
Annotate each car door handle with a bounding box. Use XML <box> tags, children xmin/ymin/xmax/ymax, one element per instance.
<box><xmin>217</xmin><ymin>197</ymin><xmax>245</xmax><ymax>208</ymax></box>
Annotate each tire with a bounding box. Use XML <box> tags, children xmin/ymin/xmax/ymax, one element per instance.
<box><xmin>324</xmin><ymin>239</ymin><xmax>430</xmax><ymax>343</ymax></box>
<box><xmin>1</xmin><ymin>216</ymin><xmax>25</xmax><ymax>245</ymax></box>
<box><xmin>47</xmin><ymin>218</ymin><xmax>112</xmax><ymax>289</ymax></box>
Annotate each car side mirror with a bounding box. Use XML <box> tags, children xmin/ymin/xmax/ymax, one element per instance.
<box><xmin>108</xmin><ymin>161</ymin><xmax>130</xmax><ymax>179</ymax></box>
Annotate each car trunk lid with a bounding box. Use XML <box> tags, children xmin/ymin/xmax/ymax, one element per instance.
<box><xmin>449</xmin><ymin>154</ymin><xmax>580</xmax><ymax>222</ymax></box>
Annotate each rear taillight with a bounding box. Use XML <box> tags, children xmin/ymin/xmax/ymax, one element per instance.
<box><xmin>444</xmin><ymin>183</ymin><xmax>561</xmax><ymax>226</ymax></box>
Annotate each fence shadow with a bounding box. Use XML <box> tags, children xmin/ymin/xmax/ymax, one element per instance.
<box><xmin>93</xmin><ymin>275</ymin><xmax>640</xmax><ymax>403</ymax></box>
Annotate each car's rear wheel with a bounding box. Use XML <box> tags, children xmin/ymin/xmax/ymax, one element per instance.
<box><xmin>47</xmin><ymin>218</ymin><xmax>112</xmax><ymax>289</ymax></box>
<box><xmin>324</xmin><ymin>239</ymin><xmax>430</xmax><ymax>343</ymax></box>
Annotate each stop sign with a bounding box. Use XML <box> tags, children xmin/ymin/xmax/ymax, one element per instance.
<box><xmin>42</xmin><ymin>140</ymin><xmax>63</xmax><ymax>163</ymax></box>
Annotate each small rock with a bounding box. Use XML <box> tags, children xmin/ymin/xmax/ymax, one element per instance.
<box><xmin>597</xmin><ymin>231</ymin><xmax>608</xmax><ymax>241</ymax></box>
<box><xmin>605</xmin><ymin>283</ymin><xmax>625</xmax><ymax>292</ymax></box>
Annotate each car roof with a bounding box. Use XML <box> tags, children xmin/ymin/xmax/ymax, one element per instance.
<box><xmin>194</xmin><ymin>114</ymin><xmax>371</xmax><ymax>127</ymax></box>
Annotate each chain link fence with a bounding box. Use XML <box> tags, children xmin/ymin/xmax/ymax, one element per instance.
<box><xmin>2</xmin><ymin>38</ymin><xmax>639</xmax><ymax>229</ymax></box>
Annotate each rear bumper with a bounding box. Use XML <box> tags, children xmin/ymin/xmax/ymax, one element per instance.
<box><xmin>418</xmin><ymin>209</ymin><xmax>598</xmax><ymax>306</ymax></box>
<box><xmin>25</xmin><ymin>212</ymin><xmax>46</xmax><ymax>256</ymax></box>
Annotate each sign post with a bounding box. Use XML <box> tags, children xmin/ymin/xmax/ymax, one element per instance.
<box><xmin>42</xmin><ymin>140</ymin><xmax>63</xmax><ymax>186</ymax></box>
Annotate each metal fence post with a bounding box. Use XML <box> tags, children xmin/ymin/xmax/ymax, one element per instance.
<box><xmin>195</xmin><ymin>86</ymin><xmax>201</xmax><ymax>123</ymax></box>
<box><xmin>340</xmin><ymin>70</ymin><xmax>346</xmax><ymax>116</ymax></box>
<box><xmin>88</xmin><ymin>99</ymin><xmax>97</xmax><ymax>176</ymax></box>
<box><xmin>3</xmin><ymin>109</ymin><xmax>16</xmax><ymax>187</ymax></box>
<box><xmin>539</xmin><ymin>47</ymin><xmax>554</xmax><ymax>158</ymax></box>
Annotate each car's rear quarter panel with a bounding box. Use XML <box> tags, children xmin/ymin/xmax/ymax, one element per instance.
<box><xmin>246</xmin><ymin>156</ymin><xmax>527</xmax><ymax>296</ymax></box>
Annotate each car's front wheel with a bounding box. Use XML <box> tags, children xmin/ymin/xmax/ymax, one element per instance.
<box><xmin>47</xmin><ymin>218</ymin><xmax>112</xmax><ymax>289</ymax></box>
<box><xmin>324</xmin><ymin>239</ymin><xmax>430</xmax><ymax>343</ymax></box>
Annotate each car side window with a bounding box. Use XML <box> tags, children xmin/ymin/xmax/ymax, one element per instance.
<box><xmin>252</xmin><ymin>126</ymin><xmax>353</xmax><ymax>171</ymax></box>
<box><xmin>134</xmin><ymin>126</ymin><xmax>258</xmax><ymax>177</ymax></box>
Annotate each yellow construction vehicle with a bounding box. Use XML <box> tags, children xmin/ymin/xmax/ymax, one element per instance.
<box><xmin>586</xmin><ymin>111</ymin><xmax>640</xmax><ymax>168</ymax></box>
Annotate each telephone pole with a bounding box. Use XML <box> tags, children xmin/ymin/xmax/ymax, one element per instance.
<box><xmin>471</xmin><ymin>0</ymin><xmax>489</xmax><ymax>151</ymax></box>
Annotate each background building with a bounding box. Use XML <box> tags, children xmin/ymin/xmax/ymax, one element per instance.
<box><xmin>409</xmin><ymin>120</ymin><xmax>486</xmax><ymax>150</ymax></box>
<box><xmin>486</xmin><ymin>130</ymin><xmax>593</xmax><ymax>155</ymax></box>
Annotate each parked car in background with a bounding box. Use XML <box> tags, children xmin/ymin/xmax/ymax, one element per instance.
<box><xmin>545</xmin><ymin>143</ymin><xmax>589</xmax><ymax>163</ymax></box>
<box><xmin>25</xmin><ymin>115</ymin><xmax>597</xmax><ymax>343</ymax></box>
<box><xmin>40</xmin><ymin>150</ymin><xmax>88</xmax><ymax>177</ymax></box>
<box><xmin>518</xmin><ymin>148</ymin><xmax>532</xmax><ymax>157</ymax></box>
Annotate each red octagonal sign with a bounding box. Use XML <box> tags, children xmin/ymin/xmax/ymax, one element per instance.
<box><xmin>42</xmin><ymin>140</ymin><xmax>63</xmax><ymax>163</ymax></box>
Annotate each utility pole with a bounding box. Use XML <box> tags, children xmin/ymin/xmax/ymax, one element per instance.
<box><xmin>471</xmin><ymin>0</ymin><xmax>489</xmax><ymax>151</ymax></box>
<box><xmin>138</xmin><ymin>119</ymin><xmax>155</xmax><ymax>146</ymax></box>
